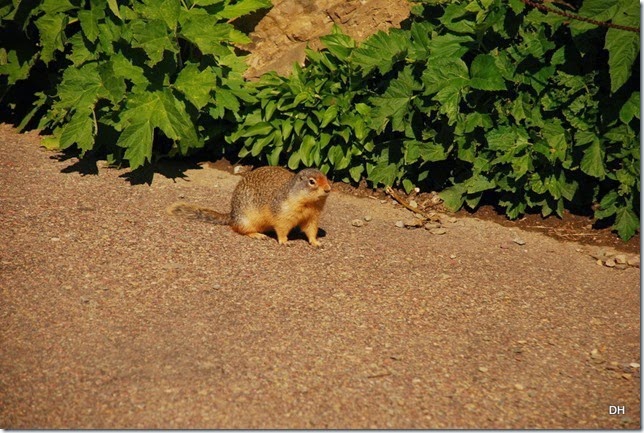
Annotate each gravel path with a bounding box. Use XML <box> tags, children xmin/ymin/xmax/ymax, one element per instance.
<box><xmin>0</xmin><ymin>124</ymin><xmax>640</xmax><ymax>428</ymax></box>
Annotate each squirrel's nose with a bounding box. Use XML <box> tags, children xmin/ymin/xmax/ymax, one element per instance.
<box><xmin>323</xmin><ymin>183</ymin><xmax>331</xmax><ymax>193</ymax></box>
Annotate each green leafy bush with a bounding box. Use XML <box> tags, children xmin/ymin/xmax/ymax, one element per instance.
<box><xmin>0</xmin><ymin>0</ymin><xmax>270</xmax><ymax>168</ymax></box>
<box><xmin>232</xmin><ymin>0</ymin><xmax>640</xmax><ymax>240</ymax></box>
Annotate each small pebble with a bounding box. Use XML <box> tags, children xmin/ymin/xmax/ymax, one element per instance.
<box><xmin>604</xmin><ymin>258</ymin><xmax>616</xmax><ymax>268</ymax></box>
<box><xmin>429</xmin><ymin>228</ymin><xmax>447</xmax><ymax>235</ymax></box>
<box><xmin>395</xmin><ymin>220</ymin><xmax>405</xmax><ymax>228</ymax></box>
<box><xmin>409</xmin><ymin>200</ymin><xmax>418</xmax><ymax>208</ymax></box>
<box><xmin>514</xmin><ymin>383</ymin><xmax>525</xmax><ymax>390</ymax></box>
<box><xmin>404</xmin><ymin>219</ymin><xmax>424</xmax><ymax>228</ymax></box>
<box><xmin>363</xmin><ymin>215</ymin><xmax>373</xmax><ymax>222</ymax></box>
<box><xmin>478</xmin><ymin>366</ymin><xmax>488</xmax><ymax>373</ymax></box>
<box><xmin>512</xmin><ymin>237</ymin><xmax>526</xmax><ymax>245</ymax></box>
<box><xmin>50</xmin><ymin>237</ymin><xmax>60</xmax><ymax>242</ymax></box>
<box><xmin>627</xmin><ymin>256</ymin><xmax>640</xmax><ymax>267</ymax></box>
<box><xmin>351</xmin><ymin>219</ymin><xmax>365</xmax><ymax>227</ymax></box>
<box><xmin>614</xmin><ymin>254</ymin><xmax>627</xmax><ymax>264</ymax></box>
<box><xmin>629</xmin><ymin>362</ymin><xmax>640</xmax><ymax>369</ymax></box>
<box><xmin>424</xmin><ymin>222</ymin><xmax>441</xmax><ymax>230</ymax></box>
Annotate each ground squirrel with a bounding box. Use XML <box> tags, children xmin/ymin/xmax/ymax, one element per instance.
<box><xmin>167</xmin><ymin>166</ymin><xmax>331</xmax><ymax>247</ymax></box>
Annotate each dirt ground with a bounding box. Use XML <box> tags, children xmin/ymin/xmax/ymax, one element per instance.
<box><xmin>0</xmin><ymin>123</ymin><xmax>640</xmax><ymax>429</ymax></box>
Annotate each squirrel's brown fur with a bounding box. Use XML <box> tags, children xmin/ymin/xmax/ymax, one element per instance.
<box><xmin>167</xmin><ymin>166</ymin><xmax>331</xmax><ymax>246</ymax></box>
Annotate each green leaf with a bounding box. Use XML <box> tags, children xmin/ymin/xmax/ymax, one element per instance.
<box><xmin>320</xmin><ymin>104</ymin><xmax>338</xmax><ymax>128</ymax></box>
<box><xmin>351</xmin><ymin>29</ymin><xmax>410</xmax><ymax>75</ymax></box>
<box><xmin>418</xmin><ymin>141</ymin><xmax>447</xmax><ymax>162</ymax></box>
<box><xmin>440</xmin><ymin>185</ymin><xmax>466</xmax><ymax>211</ymax></box>
<box><xmin>240</xmin><ymin>121</ymin><xmax>274</xmax><ymax>137</ymax></box>
<box><xmin>216</xmin><ymin>0</ymin><xmax>271</xmax><ymax>20</ymax></box>
<box><xmin>117</xmin><ymin>90</ymin><xmax>201</xmax><ymax>167</ymax></box>
<box><xmin>139</xmin><ymin>0</ymin><xmax>181</xmax><ymax>29</ymax></box>
<box><xmin>118</xmin><ymin>120</ymin><xmax>154</xmax><ymax>169</ymax></box>
<box><xmin>129</xmin><ymin>19</ymin><xmax>177</xmax><ymax>66</ymax></box>
<box><xmin>349</xmin><ymin>165</ymin><xmax>364</xmax><ymax>182</ymax></box>
<box><xmin>579</xmin><ymin>135</ymin><xmax>606</xmax><ymax>179</ymax></box>
<box><xmin>320</xmin><ymin>24</ymin><xmax>355</xmax><ymax>60</ymax></box>
<box><xmin>422</xmin><ymin>58</ymin><xmax>469</xmax><ymax>95</ymax></box>
<box><xmin>35</xmin><ymin>13</ymin><xmax>68</xmax><ymax>63</ymax></box>
<box><xmin>0</xmin><ymin>49</ymin><xmax>32</xmax><ymax>84</ymax></box>
<box><xmin>59</xmin><ymin>111</ymin><xmax>95</xmax><ymax>151</ymax></box>
<box><xmin>605</xmin><ymin>27</ymin><xmax>640</xmax><ymax>93</ymax></box>
<box><xmin>469</xmin><ymin>54</ymin><xmax>506</xmax><ymax>91</ymax></box>
<box><xmin>619</xmin><ymin>91</ymin><xmax>640</xmax><ymax>124</ymax></box>
<box><xmin>78</xmin><ymin>1</ymin><xmax>106</xmax><ymax>43</ymax></box>
<box><xmin>174</xmin><ymin>63</ymin><xmax>216</xmax><ymax>110</ymax></box>
<box><xmin>56</xmin><ymin>63</ymin><xmax>107</xmax><ymax>110</ymax></box>
<box><xmin>614</xmin><ymin>206</ymin><xmax>639</xmax><ymax>240</ymax></box>
<box><xmin>370</xmin><ymin>67</ymin><xmax>422</xmax><ymax>132</ymax></box>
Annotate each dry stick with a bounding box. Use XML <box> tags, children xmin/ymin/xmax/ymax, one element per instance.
<box><xmin>521</xmin><ymin>0</ymin><xmax>640</xmax><ymax>33</ymax></box>
<box><xmin>384</xmin><ymin>186</ymin><xmax>441</xmax><ymax>222</ymax></box>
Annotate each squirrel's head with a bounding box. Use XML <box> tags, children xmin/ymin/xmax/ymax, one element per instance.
<box><xmin>295</xmin><ymin>168</ymin><xmax>331</xmax><ymax>198</ymax></box>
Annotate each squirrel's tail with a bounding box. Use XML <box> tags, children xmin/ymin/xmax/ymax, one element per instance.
<box><xmin>166</xmin><ymin>202</ymin><xmax>231</xmax><ymax>225</ymax></box>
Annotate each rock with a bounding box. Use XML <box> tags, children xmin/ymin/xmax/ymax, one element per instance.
<box><xmin>395</xmin><ymin>220</ymin><xmax>405</xmax><ymax>228</ymax></box>
<box><xmin>424</xmin><ymin>222</ymin><xmax>441</xmax><ymax>230</ymax></box>
<box><xmin>614</xmin><ymin>254</ymin><xmax>627</xmax><ymax>264</ymax></box>
<box><xmin>604</xmin><ymin>258</ymin><xmax>616</xmax><ymax>268</ymax></box>
<box><xmin>363</xmin><ymin>215</ymin><xmax>373</xmax><ymax>222</ymax></box>
<box><xmin>351</xmin><ymin>219</ymin><xmax>364</xmax><ymax>227</ymax></box>
<box><xmin>512</xmin><ymin>237</ymin><xmax>526</xmax><ymax>245</ymax></box>
<box><xmin>478</xmin><ymin>366</ymin><xmax>488</xmax><ymax>373</ymax></box>
<box><xmin>403</xmin><ymin>219</ymin><xmax>424</xmax><ymax>228</ymax></box>
<box><xmin>409</xmin><ymin>200</ymin><xmax>418</xmax><ymax>208</ymax></box>
<box><xmin>629</xmin><ymin>362</ymin><xmax>640</xmax><ymax>369</ymax></box>
<box><xmin>429</xmin><ymin>228</ymin><xmax>447</xmax><ymax>235</ymax></box>
<box><xmin>627</xmin><ymin>256</ymin><xmax>640</xmax><ymax>267</ymax></box>
<box><xmin>590</xmin><ymin>348</ymin><xmax>605</xmax><ymax>363</ymax></box>
<box><xmin>514</xmin><ymin>383</ymin><xmax>525</xmax><ymax>390</ymax></box>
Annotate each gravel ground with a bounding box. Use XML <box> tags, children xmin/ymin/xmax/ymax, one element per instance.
<box><xmin>0</xmin><ymin>124</ymin><xmax>640</xmax><ymax>429</ymax></box>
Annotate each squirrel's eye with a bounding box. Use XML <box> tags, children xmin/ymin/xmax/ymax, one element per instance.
<box><xmin>308</xmin><ymin>178</ymin><xmax>316</xmax><ymax>186</ymax></box>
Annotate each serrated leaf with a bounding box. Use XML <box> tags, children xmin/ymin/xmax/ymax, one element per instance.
<box><xmin>422</xmin><ymin>57</ymin><xmax>469</xmax><ymax>95</ymax></box>
<box><xmin>579</xmin><ymin>135</ymin><xmax>606</xmax><ymax>179</ymax></box>
<box><xmin>320</xmin><ymin>24</ymin><xmax>355</xmax><ymax>60</ymax></box>
<box><xmin>174</xmin><ymin>63</ymin><xmax>216</xmax><ymax>110</ymax></box>
<box><xmin>418</xmin><ymin>141</ymin><xmax>447</xmax><ymax>162</ymax></box>
<box><xmin>619</xmin><ymin>92</ymin><xmax>640</xmax><ymax>124</ymax></box>
<box><xmin>35</xmin><ymin>13</ymin><xmax>68</xmax><ymax>63</ymax></box>
<box><xmin>118</xmin><ymin>120</ymin><xmax>154</xmax><ymax>169</ymax></box>
<box><xmin>56</xmin><ymin>63</ymin><xmax>107</xmax><ymax>110</ymax></box>
<box><xmin>139</xmin><ymin>0</ymin><xmax>180</xmax><ymax>29</ymax></box>
<box><xmin>469</xmin><ymin>54</ymin><xmax>506</xmax><ymax>91</ymax></box>
<box><xmin>351</xmin><ymin>29</ymin><xmax>410</xmax><ymax>75</ymax></box>
<box><xmin>367</xmin><ymin>162</ymin><xmax>398</xmax><ymax>186</ymax></box>
<box><xmin>216</xmin><ymin>0</ymin><xmax>271</xmax><ymax>20</ymax></box>
<box><xmin>118</xmin><ymin>89</ymin><xmax>201</xmax><ymax>164</ymax></box>
<box><xmin>129</xmin><ymin>19</ymin><xmax>177</xmax><ymax>66</ymax></box>
<box><xmin>78</xmin><ymin>0</ymin><xmax>106</xmax><ymax>43</ymax></box>
<box><xmin>41</xmin><ymin>0</ymin><xmax>76</xmax><ymax>14</ymax></box>
<box><xmin>59</xmin><ymin>111</ymin><xmax>95</xmax><ymax>151</ymax></box>
<box><xmin>605</xmin><ymin>27</ymin><xmax>639</xmax><ymax>93</ymax></box>
<box><xmin>439</xmin><ymin>185</ymin><xmax>467</xmax><ymax>211</ymax></box>
<box><xmin>370</xmin><ymin>67</ymin><xmax>422</xmax><ymax>132</ymax></box>
<box><xmin>0</xmin><ymin>49</ymin><xmax>32</xmax><ymax>84</ymax></box>
<box><xmin>614</xmin><ymin>205</ymin><xmax>639</xmax><ymax>240</ymax></box>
